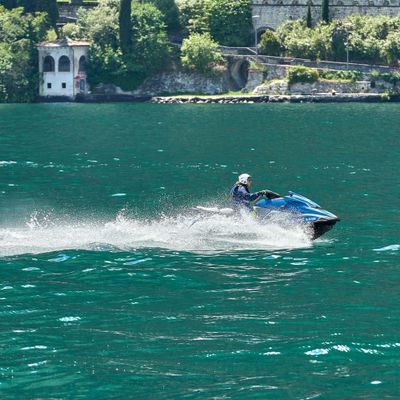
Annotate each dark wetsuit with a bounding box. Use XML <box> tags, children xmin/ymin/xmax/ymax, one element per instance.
<box><xmin>230</xmin><ymin>184</ymin><xmax>263</xmax><ymax>211</ymax></box>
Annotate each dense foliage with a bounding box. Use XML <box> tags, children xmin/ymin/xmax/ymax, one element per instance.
<box><xmin>176</xmin><ymin>0</ymin><xmax>252</xmax><ymax>46</ymax></box>
<box><xmin>285</xmin><ymin>66</ymin><xmax>363</xmax><ymax>85</ymax></box>
<box><xmin>0</xmin><ymin>6</ymin><xmax>48</xmax><ymax>102</ymax></box>
<box><xmin>180</xmin><ymin>32</ymin><xmax>223</xmax><ymax>74</ymax></box>
<box><xmin>258</xmin><ymin>30</ymin><xmax>281</xmax><ymax>56</ymax></box>
<box><xmin>0</xmin><ymin>0</ymin><xmax>59</xmax><ymax>29</ymax></box>
<box><xmin>318</xmin><ymin>68</ymin><xmax>363</xmax><ymax>82</ymax></box>
<box><xmin>287</xmin><ymin>66</ymin><xmax>319</xmax><ymax>84</ymax></box>
<box><xmin>144</xmin><ymin>0</ymin><xmax>180</xmax><ymax>33</ymax></box>
<box><xmin>204</xmin><ymin>0</ymin><xmax>252</xmax><ymax>46</ymax></box>
<box><xmin>72</xmin><ymin>0</ymin><xmax>170</xmax><ymax>90</ymax></box>
<box><xmin>176</xmin><ymin>0</ymin><xmax>207</xmax><ymax>35</ymax></box>
<box><xmin>276</xmin><ymin>16</ymin><xmax>400</xmax><ymax>65</ymax></box>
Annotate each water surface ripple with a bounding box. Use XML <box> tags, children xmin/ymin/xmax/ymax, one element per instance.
<box><xmin>0</xmin><ymin>103</ymin><xmax>399</xmax><ymax>399</ymax></box>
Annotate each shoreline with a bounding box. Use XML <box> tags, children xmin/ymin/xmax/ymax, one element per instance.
<box><xmin>150</xmin><ymin>93</ymin><xmax>394</xmax><ymax>104</ymax></box>
<box><xmin>28</xmin><ymin>92</ymin><xmax>400</xmax><ymax>105</ymax></box>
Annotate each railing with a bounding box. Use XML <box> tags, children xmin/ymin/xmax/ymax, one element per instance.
<box><xmin>220</xmin><ymin>47</ymin><xmax>398</xmax><ymax>73</ymax></box>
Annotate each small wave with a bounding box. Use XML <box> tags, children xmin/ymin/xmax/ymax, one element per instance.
<box><xmin>373</xmin><ymin>244</ymin><xmax>400</xmax><ymax>252</ymax></box>
<box><xmin>0</xmin><ymin>209</ymin><xmax>311</xmax><ymax>257</ymax></box>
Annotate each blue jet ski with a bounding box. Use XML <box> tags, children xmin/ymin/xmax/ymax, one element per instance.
<box><xmin>254</xmin><ymin>191</ymin><xmax>340</xmax><ymax>239</ymax></box>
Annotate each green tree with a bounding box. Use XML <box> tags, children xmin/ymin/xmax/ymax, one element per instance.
<box><xmin>119</xmin><ymin>0</ymin><xmax>131</xmax><ymax>54</ymax></box>
<box><xmin>322</xmin><ymin>0</ymin><xmax>329</xmax><ymax>23</ymax></box>
<box><xmin>0</xmin><ymin>0</ymin><xmax>59</xmax><ymax>30</ymax></box>
<box><xmin>205</xmin><ymin>0</ymin><xmax>252</xmax><ymax>46</ymax></box>
<box><xmin>41</xmin><ymin>0</ymin><xmax>59</xmax><ymax>31</ymax></box>
<box><xmin>76</xmin><ymin>0</ymin><xmax>170</xmax><ymax>90</ymax></box>
<box><xmin>180</xmin><ymin>32</ymin><xmax>223</xmax><ymax>73</ymax></box>
<box><xmin>381</xmin><ymin>31</ymin><xmax>400</xmax><ymax>65</ymax></box>
<box><xmin>144</xmin><ymin>0</ymin><xmax>180</xmax><ymax>32</ymax></box>
<box><xmin>176</xmin><ymin>0</ymin><xmax>207</xmax><ymax>34</ymax></box>
<box><xmin>306</xmin><ymin>2</ymin><xmax>312</xmax><ymax>28</ymax></box>
<box><xmin>0</xmin><ymin>6</ymin><xmax>48</xmax><ymax>102</ymax></box>
<box><xmin>258</xmin><ymin>30</ymin><xmax>281</xmax><ymax>56</ymax></box>
<box><xmin>126</xmin><ymin>2</ymin><xmax>170</xmax><ymax>78</ymax></box>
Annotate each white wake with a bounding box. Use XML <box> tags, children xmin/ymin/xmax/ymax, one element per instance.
<box><xmin>0</xmin><ymin>209</ymin><xmax>312</xmax><ymax>256</ymax></box>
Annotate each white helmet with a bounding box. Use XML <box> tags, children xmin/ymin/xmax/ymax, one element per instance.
<box><xmin>238</xmin><ymin>173</ymin><xmax>251</xmax><ymax>185</ymax></box>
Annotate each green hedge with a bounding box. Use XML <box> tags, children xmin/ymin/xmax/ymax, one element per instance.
<box><xmin>287</xmin><ymin>66</ymin><xmax>319</xmax><ymax>84</ymax></box>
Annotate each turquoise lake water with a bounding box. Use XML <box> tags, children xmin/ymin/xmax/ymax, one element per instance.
<box><xmin>0</xmin><ymin>103</ymin><xmax>399</xmax><ymax>398</ymax></box>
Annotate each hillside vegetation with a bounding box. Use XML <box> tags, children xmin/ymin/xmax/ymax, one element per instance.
<box><xmin>2</xmin><ymin>0</ymin><xmax>400</xmax><ymax>101</ymax></box>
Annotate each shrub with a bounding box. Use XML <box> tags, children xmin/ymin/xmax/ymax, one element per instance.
<box><xmin>379</xmin><ymin>71</ymin><xmax>400</xmax><ymax>85</ymax></box>
<box><xmin>61</xmin><ymin>22</ymin><xmax>81</xmax><ymax>39</ymax></box>
<box><xmin>381</xmin><ymin>31</ymin><xmax>400</xmax><ymax>65</ymax></box>
<box><xmin>287</xmin><ymin>66</ymin><xmax>319</xmax><ymax>84</ymax></box>
<box><xmin>258</xmin><ymin>30</ymin><xmax>281</xmax><ymax>56</ymax></box>
<box><xmin>319</xmin><ymin>69</ymin><xmax>363</xmax><ymax>82</ymax></box>
<box><xmin>370</xmin><ymin>69</ymin><xmax>381</xmax><ymax>81</ymax></box>
<box><xmin>181</xmin><ymin>32</ymin><xmax>223</xmax><ymax>74</ymax></box>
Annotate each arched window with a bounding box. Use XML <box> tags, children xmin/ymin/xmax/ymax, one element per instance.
<box><xmin>58</xmin><ymin>55</ymin><xmax>71</xmax><ymax>72</ymax></box>
<box><xmin>43</xmin><ymin>56</ymin><xmax>55</xmax><ymax>72</ymax></box>
<box><xmin>78</xmin><ymin>56</ymin><xmax>86</xmax><ymax>73</ymax></box>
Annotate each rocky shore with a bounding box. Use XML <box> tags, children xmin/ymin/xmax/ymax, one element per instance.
<box><xmin>150</xmin><ymin>93</ymin><xmax>392</xmax><ymax>104</ymax></box>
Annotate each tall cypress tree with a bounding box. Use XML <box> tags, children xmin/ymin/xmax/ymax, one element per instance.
<box><xmin>119</xmin><ymin>0</ymin><xmax>132</xmax><ymax>55</ymax></box>
<box><xmin>306</xmin><ymin>2</ymin><xmax>312</xmax><ymax>28</ymax></box>
<box><xmin>322</xmin><ymin>0</ymin><xmax>329</xmax><ymax>23</ymax></box>
<box><xmin>42</xmin><ymin>0</ymin><xmax>59</xmax><ymax>30</ymax></box>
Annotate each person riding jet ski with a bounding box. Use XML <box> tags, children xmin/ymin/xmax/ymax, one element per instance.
<box><xmin>230</xmin><ymin>173</ymin><xmax>281</xmax><ymax>212</ymax></box>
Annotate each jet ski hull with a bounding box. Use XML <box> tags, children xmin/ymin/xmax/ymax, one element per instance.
<box><xmin>255</xmin><ymin>192</ymin><xmax>340</xmax><ymax>239</ymax></box>
<box><xmin>312</xmin><ymin>219</ymin><xmax>339</xmax><ymax>239</ymax></box>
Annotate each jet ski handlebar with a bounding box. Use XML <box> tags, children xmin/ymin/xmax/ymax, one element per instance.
<box><xmin>260</xmin><ymin>190</ymin><xmax>281</xmax><ymax>199</ymax></box>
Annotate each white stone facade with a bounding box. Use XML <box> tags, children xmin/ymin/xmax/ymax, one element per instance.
<box><xmin>37</xmin><ymin>38</ymin><xmax>90</xmax><ymax>99</ymax></box>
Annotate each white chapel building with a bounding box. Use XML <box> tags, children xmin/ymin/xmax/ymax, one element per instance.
<box><xmin>37</xmin><ymin>38</ymin><xmax>90</xmax><ymax>99</ymax></box>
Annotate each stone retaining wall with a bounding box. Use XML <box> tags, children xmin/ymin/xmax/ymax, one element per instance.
<box><xmin>254</xmin><ymin>80</ymin><xmax>371</xmax><ymax>95</ymax></box>
<box><xmin>92</xmin><ymin>71</ymin><xmax>232</xmax><ymax>97</ymax></box>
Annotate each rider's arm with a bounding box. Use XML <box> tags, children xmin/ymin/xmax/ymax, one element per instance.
<box><xmin>237</xmin><ymin>186</ymin><xmax>264</xmax><ymax>201</ymax></box>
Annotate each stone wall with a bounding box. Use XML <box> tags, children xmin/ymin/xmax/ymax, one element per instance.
<box><xmin>93</xmin><ymin>71</ymin><xmax>232</xmax><ymax>97</ymax></box>
<box><xmin>252</xmin><ymin>0</ymin><xmax>400</xmax><ymax>31</ymax></box>
<box><xmin>254</xmin><ymin>79</ymin><xmax>372</xmax><ymax>94</ymax></box>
